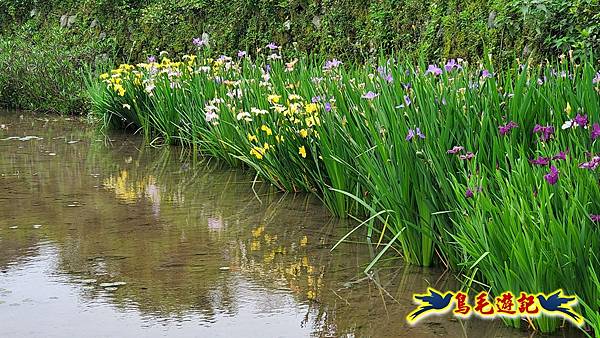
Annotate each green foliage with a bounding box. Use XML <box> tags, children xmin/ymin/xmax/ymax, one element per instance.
<box><xmin>2</xmin><ymin>0</ymin><xmax>599</xmax><ymax>62</ymax></box>
<box><xmin>1</xmin><ymin>0</ymin><xmax>599</xmax><ymax>113</ymax></box>
<box><xmin>0</xmin><ymin>10</ymin><xmax>115</xmax><ymax>113</ymax></box>
<box><xmin>89</xmin><ymin>47</ymin><xmax>600</xmax><ymax>333</ymax></box>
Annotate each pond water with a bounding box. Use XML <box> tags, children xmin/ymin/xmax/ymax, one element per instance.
<box><xmin>0</xmin><ymin>112</ymin><xmax>580</xmax><ymax>337</ymax></box>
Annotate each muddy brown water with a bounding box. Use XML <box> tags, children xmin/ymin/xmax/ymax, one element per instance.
<box><xmin>0</xmin><ymin>112</ymin><xmax>581</xmax><ymax>337</ymax></box>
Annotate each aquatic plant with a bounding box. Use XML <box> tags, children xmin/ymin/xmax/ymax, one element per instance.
<box><xmin>90</xmin><ymin>42</ymin><xmax>600</xmax><ymax>335</ymax></box>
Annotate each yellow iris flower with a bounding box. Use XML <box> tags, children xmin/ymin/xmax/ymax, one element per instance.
<box><xmin>261</xmin><ymin>125</ymin><xmax>273</xmax><ymax>136</ymax></box>
<box><xmin>299</xmin><ymin>146</ymin><xmax>307</xmax><ymax>158</ymax></box>
<box><xmin>268</xmin><ymin>94</ymin><xmax>281</xmax><ymax>104</ymax></box>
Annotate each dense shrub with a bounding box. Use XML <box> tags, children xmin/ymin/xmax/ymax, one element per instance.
<box><xmin>0</xmin><ymin>0</ymin><xmax>599</xmax><ymax>113</ymax></box>
<box><xmin>0</xmin><ymin>7</ymin><xmax>115</xmax><ymax>113</ymax></box>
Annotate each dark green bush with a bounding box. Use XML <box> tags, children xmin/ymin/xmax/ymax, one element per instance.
<box><xmin>1</xmin><ymin>0</ymin><xmax>598</xmax><ymax>113</ymax></box>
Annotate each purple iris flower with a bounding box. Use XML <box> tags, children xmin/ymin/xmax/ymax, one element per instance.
<box><xmin>147</xmin><ymin>55</ymin><xmax>156</xmax><ymax>63</ymax></box>
<box><xmin>459</xmin><ymin>152</ymin><xmax>475</xmax><ymax>161</ymax></box>
<box><xmin>361</xmin><ymin>91</ymin><xmax>379</xmax><ymax>100</ymax></box>
<box><xmin>193</xmin><ymin>37</ymin><xmax>207</xmax><ymax>47</ymax></box>
<box><xmin>237</xmin><ymin>50</ymin><xmax>247</xmax><ymax>58</ymax></box>
<box><xmin>425</xmin><ymin>64</ymin><xmax>442</xmax><ymax>76</ymax></box>
<box><xmin>402</xmin><ymin>82</ymin><xmax>412</xmax><ymax>90</ymax></box>
<box><xmin>406</xmin><ymin>128</ymin><xmax>425</xmax><ymax>141</ymax></box>
<box><xmin>593</xmin><ymin>71</ymin><xmax>600</xmax><ymax>85</ymax></box>
<box><xmin>591</xmin><ymin>214</ymin><xmax>600</xmax><ymax>223</ymax></box>
<box><xmin>552</xmin><ymin>151</ymin><xmax>567</xmax><ymax>161</ymax></box>
<box><xmin>465</xmin><ymin>188</ymin><xmax>474</xmax><ymax>199</ymax></box>
<box><xmin>447</xmin><ymin>146</ymin><xmax>464</xmax><ymax>154</ymax></box>
<box><xmin>323</xmin><ymin>59</ymin><xmax>342</xmax><ymax>70</ymax></box>
<box><xmin>574</xmin><ymin>114</ymin><xmax>588</xmax><ymax>127</ymax></box>
<box><xmin>579</xmin><ymin>157</ymin><xmax>600</xmax><ymax>170</ymax></box>
<box><xmin>445</xmin><ymin>59</ymin><xmax>456</xmax><ymax>72</ymax></box>
<box><xmin>533</xmin><ymin>124</ymin><xmax>555</xmax><ymax>142</ymax></box>
<box><xmin>266</xmin><ymin>42</ymin><xmax>279</xmax><ymax>50</ymax></box>
<box><xmin>537</xmin><ymin>76</ymin><xmax>547</xmax><ymax>85</ymax></box>
<box><xmin>499</xmin><ymin>121</ymin><xmax>518</xmax><ymax>136</ymax></box>
<box><xmin>376</xmin><ymin>66</ymin><xmax>393</xmax><ymax>82</ymax></box>
<box><xmin>324</xmin><ymin>102</ymin><xmax>332</xmax><ymax>112</ymax></box>
<box><xmin>544</xmin><ymin>166</ymin><xmax>559</xmax><ymax>185</ymax></box>
<box><xmin>465</xmin><ymin>186</ymin><xmax>482</xmax><ymax>199</ymax></box>
<box><xmin>592</xmin><ymin>123</ymin><xmax>600</xmax><ymax>140</ymax></box>
<box><xmin>481</xmin><ymin>69</ymin><xmax>493</xmax><ymax>79</ymax></box>
<box><xmin>404</xmin><ymin>95</ymin><xmax>411</xmax><ymax>106</ymax></box>
<box><xmin>311</xmin><ymin>96</ymin><xmax>321</xmax><ymax>103</ymax></box>
<box><xmin>529</xmin><ymin>156</ymin><xmax>550</xmax><ymax>166</ymax></box>
<box><xmin>265</xmin><ymin>64</ymin><xmax>271</xmax><ymax>72</ymax></box>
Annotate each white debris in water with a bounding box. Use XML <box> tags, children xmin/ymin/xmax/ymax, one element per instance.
<box><xmin>48</xmin><ymin>153</ymin><xmax>56</xmax><ymax>156</ymax></box>
<box><xmin>219</xmin><ymin>267</ymin><xmax>230</xmax><ymax>271</ymax></box>
<box><xmin>1</xmin><ymin>136</ymin><xmax>44</xmax><ymax>141</ymax></box>
<box><xmin>99</xmin><ymin>282</ymin><xmax>127</xmax><ymax>288</ymax></box>
<box><xmin>32</xmin><ymin>224</ymin><xmax>43</xmax><ymax>229</ymax></box>
<box><xmin>9</xmin><ymin>226</ymin><xmax>18</xmax><ymax>229</ymax></box>
<box><xmin>77</xmin><ymin>279</ymin><xmax>97</xmax><ymax>284</ymax></box>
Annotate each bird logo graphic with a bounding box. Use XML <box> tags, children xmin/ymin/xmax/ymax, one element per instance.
<box><xmin>407</xmin><ymin>288</ymin><xmax>454</xmax><ymax>324</ymax></box>
<box><xmin>536</xmin><ymin>290</ymin><xmax>584</xmax><ymax>326</ymax></box>
<box><xmin>406</xmin><ymin>288</ymin><xmax>584</xmax><ymax>327</ymax></box>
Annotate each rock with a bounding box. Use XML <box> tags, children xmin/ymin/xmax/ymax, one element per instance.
<box><xmin>67</xmin><ymin>15</ymin><xmax>77</xmax><ymax>28</ymax></box>
<box><xmin>488</xmin><ymin>11</ymin><xmax>497</xmax><ymax>28</ymax></box>
<box><xmin>60</xmin><ymin>14</ymin><xmax>68</xmax><ymax>28</ymax></box>
<box><xmin>523</xmin><ymin>44</ymin><xmax>531</xmax><ymax>58</ymax></box>
<box><xmin>312</xmin><ymin>16</ymin><xmax>321</xmax><ymax>29</ymax></box>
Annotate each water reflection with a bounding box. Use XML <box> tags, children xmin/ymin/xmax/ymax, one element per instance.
<box><xmin>0</xmin><ymin>112</ymin><xmax>579</xmax><ymax>337</ymax></box>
